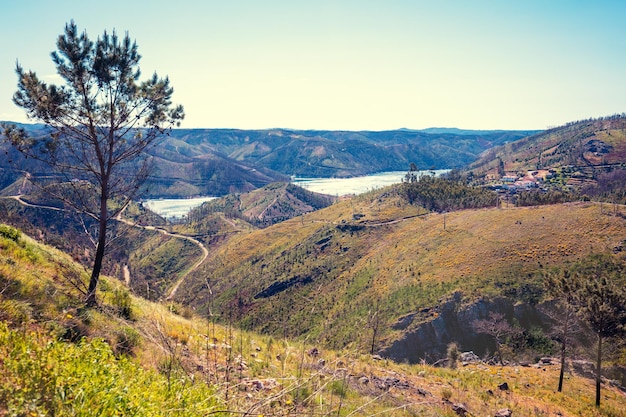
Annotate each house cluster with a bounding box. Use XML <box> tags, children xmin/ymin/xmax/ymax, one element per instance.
<box><xmin>495</xmin><ymin>169</ymin><xmax>554</xmax><ymax>192</ymax></box>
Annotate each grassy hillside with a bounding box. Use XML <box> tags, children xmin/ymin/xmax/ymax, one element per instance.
<box><xmin>175</xmin><ymin>186</ymin><xmax>625</xmax><ymax>360</ymax></box>
<box><xmin>185</xmin><ymin>182</ymin><xmax>336</xmax><ymax>228</ymax></box>
<box><xmin>0</xmin><ymin>196</ymin><xmax>202</xmax><ymax>301</ymax></box>
<box><xmin>0</xmin><ymin>225</ymin><xmax>221</xmax><ymax>415</ymax></box>
<box><xmin>470</xmin><ymin>115</ymin><xmax>626</xmax><ymax>178</ymax></box>
<box><xmin>1</xmin><ymin>224</ymin><xmax>625</xmax><ymax>416</ymax></box>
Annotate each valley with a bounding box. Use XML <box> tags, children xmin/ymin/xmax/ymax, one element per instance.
<box><xmin>1</xmin><ymin>116</ymin><xmax>625</xmax><ymax>415</ymax></box>
<box><xmin>3</xmin><ymin>3</ymin><xmax>626</xmax><ymax>413</ymax></box>
<box><xmin>1</xmin><ymin>219</ymin><xmax>625</xmax><ymax>416</ymax></box>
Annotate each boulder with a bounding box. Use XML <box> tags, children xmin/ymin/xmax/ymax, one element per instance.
<box><xmin>452</xmin><ymin>403</ymin><xmax>468</xmax><ymax>416</ymax></box>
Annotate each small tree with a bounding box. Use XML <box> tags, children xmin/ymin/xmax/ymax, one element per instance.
<box><xmin>545</xmin><ymin>270</ymin><xmax>582</xmax><ymax>393</ymax></box>
<box><xmin>472</xmin><ymin>311</ymin><xmax>520</xmax><ymax>364</ymax></box>
<box><xmin>564</xmin><ymin>256</ymin><xmax>626</xmax><ymax>407</ymax></box>
<box><xmin>446</xmin><ymin>342</ymin><xmax>459</xmax><ymax>369</ymax></box>
<box><xmin>366</xmin><ymin>302</ymin><xmax>383</xmax><ymax>355</ymax></box>
<box><xmin>2</xmin><ymin>21</ymin><xmax>184</xmax><ymax>306</ymax></box>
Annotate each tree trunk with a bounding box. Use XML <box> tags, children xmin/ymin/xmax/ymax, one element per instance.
<box><xmin>558</xmin><ymin>314</ymin><xmax>569</xmax><ymax>392</ymax></box>
<box><xmin>370</xmin><ymin>322</ymin><xmax>378</xmax><ymax>355</ymax></box>
<box><xmin>85</xmin><ymin>195</ymin><xmax>108</xmax><ymax>307</ymax></box>
<box><xmin>558</xmin><ymin>339</ymin><xmax>565</xmax><ymax>392</ymax></box>
<box><xmin>595</xmin><ymin>333</ymin><xmax>602</xmax><ymax>407</ymax></box>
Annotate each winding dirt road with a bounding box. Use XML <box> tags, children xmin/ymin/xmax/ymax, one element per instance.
<box><xmin>114</xmin><ymin>215</ymin><xmax>209</xmax><ymax>300</ymax></box>
<box><xmin>2</xmin><ymin>195</ymin><xmax>209</xmax><ymax>300</ymax></box>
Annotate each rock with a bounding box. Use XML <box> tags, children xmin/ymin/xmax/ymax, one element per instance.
<box><xmin>308</xmin><ymin>347</ymin><xmax>320</xmax><ymax>357</ymax></box>
<box><xmin>498</xmin><ymin>382</ymin><xmax>509</xmax><ymax>391</ymax></box>
<box><xmin>359</xmin><ymin>376</ymin><xmax>369</xmax><ymax>385</ymax></box>
<box><xmin>334</xmin><ymin>368</ymin><xmax>348</xmax><ymax>376</ymax></box>
<box><xmin>495</xmin><ymin>408</ymin><xmax>512</xmax><ymax>417</ymax></box>
<box><xmin>571</xmin><ymin>359</ymin><xmax>595</xmax><ymax>379</ymax></box>
<box><xmin>250</xmin><ymin>378</ymin><xmax>278</xmax><ymax>391</ymax></box>
<box><xmin>371</xmin><ymin>376</ymin><xmax>411</xmax><ymax>390</ymax></box>
<box><xmin>371</xmin><ymin>354</ymin><xmax>383</xmax><ymax>360</ymax></box>
<box><xmin>460</xmin><ymin>351</ymin><xmax>481</xmax><ymax>363</ymax></box>
<box><xmin>417</xmin><ymin>388</ymin><xmax>430</xmax><ymax>396</ymax></box>
<box><xmin>452</xmin><ymin>403</ymin><xmax>468</xmax><ymax>416</ymax></box>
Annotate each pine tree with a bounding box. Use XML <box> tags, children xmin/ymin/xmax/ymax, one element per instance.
<box><xmin>2</xmin><ymin>21</ymin><xmax>184</xmax><ymax>306</ymax></box>
<box><xmin>560</xmin><ymin>255</ymin><xmax>626</xmax><ymax>406</ymax></box>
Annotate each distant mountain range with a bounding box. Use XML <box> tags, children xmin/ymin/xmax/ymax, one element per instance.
<box><xmin>1</xmin><ymin>122</ymin><xmax>537</xmax><ymax>198</ymax></box>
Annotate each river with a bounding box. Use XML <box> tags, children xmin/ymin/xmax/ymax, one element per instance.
<box><xmin>143</xmin><ymin>170</ymin><xmax>447</xmax><ymax>219</ymax></box>
<box><xmin>142</xmin><ymin>196</ymin><xmax>217</xmax><ymax>220</ymax></box>
<box><xmin>291</xmin><ymin>170</ymin><xmax>448</xmax><ymax>196</ymax></box>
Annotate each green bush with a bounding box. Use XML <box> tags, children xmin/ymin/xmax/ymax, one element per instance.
<box><xmin>0</xmin><ymin>224</ymin><xmax>21</xmax><ymax>242</ymax></box>
<box><xmin>0</xmin><ymin>322</ymin><xmax>221</xmax><ymax>416</ymax></box>
<box><xmin>0</xmin><ymin>299</ymin><xmax>32</xmax><ymax>325</ymax></box>
<box><xmin>167</xmin><ymin>302</ymin><xmax>194</xmax><ymax>319</ymax></box>
<box><xmin>110</xmin><ymin>288</ymin><xmax>134</xmax><ymax>320</ymax></box>
<box><xmin>114</xmin><ymin>326</ymin><xmax>141</xmax><ymax>356</ymax></box>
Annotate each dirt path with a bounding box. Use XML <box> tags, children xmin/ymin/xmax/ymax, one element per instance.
<box><xmin>4</xmin><ymin>195</ymin><xmax>209</xmax><ymax>300</ymax></box>
<box><xmin>4</xmin><ymin>195</ymin><xmax>64</xmax><ymax>211</ymax></box>
<box><xmin>113</xmin><ymin>212</ymin><xmax>209</xmax><ymax>300</ymax></box>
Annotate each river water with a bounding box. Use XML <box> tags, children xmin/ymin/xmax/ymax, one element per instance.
<box><xmin>292</xmin><ymin>170</ymin><xmax>448</xmax><ymax>196</ymax></box>
<box><xmin>142</xmin><ymin>196</ymin><xmax>217</xmax><ymax>220</ymax></box>
<box><xmin>143</xmin><ymin>170</ymin><xmax>447</xmax><ymax>219</ymax></box>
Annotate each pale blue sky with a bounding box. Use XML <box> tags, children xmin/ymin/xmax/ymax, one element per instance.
<box><xmin>1</xmin><ymin>0</ymin><xmax>625</xmax><ymax>130</ymax></box>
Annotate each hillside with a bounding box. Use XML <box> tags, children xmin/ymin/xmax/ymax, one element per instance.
<box><xmin>163</xmin><ymin>127</ymin><xmax>537</xmax><ymax>178</ymax></box>
<box><xmin>469</xmin><ymin>115</ymin><xmax>626</xmax><ymax>179</ymax></box>
<box><xmin>174</xmin><ymin>187</ymin><xmax>625</xmax><ymax>362</ymax></box>
<box><xmin>0</xmin><ymin>195</ymin><xmax>202</xmax><ymax>301</ymax></box>
<box><xmin>185</xmin><ymin>182</ymin><xmax>336</xmax><ymax>228</ymax></box>
<box><xmin>2</xmin><ymin>224</ymin><xmax>625</xmax><ymax>416</ymax></box>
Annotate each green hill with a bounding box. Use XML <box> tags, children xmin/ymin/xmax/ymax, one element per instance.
<box><xmin>2</xmin><ymin>224</ymin><xmax>625</xmax><ymax>416</ymax></box>
<box><xmin>162</xmin><ymin>127</ymin><xmax>537</xmax><ymax>178</ymax></box>
<box><xmin>174</xmin><ymin>187</ymin><xmax>625</xmax><ymax>362</ymax></box>
<box><xmin>186</xmin><ymin>182</ymin><xmax>336</xmax><ymax>228</ymax></box>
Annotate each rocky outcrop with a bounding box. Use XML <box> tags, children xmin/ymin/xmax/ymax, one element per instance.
<box><xmin>380</xmin><ymin>294</ymin><xmax>550</xmax><ymax>364</ymax></box>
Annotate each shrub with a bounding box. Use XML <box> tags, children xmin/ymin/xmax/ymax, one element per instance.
<box><xmin>447</xmin><ymin>342</ymin><xmax>459</xmax><ymax>369</ymax></box>
<box><xmin>0</xmin><ymin>224</ymin><xmax>21</xmax><ymax>242</ymax></box>
<box><xmin>114</xmin><ymin>326</ymin><xmax>141</xmax><ymax>356</ymax></box>
<box><xmin>329</xmin><ymin>379</ymin><xmax>347</xmax><ymax>397</ymax></box>
<box><xmin>441</xmin><ymin>387</ymin><xmax>453</xmax><ymax>401</ymax></box>
<box><xmin>110</xmin><ymin>288</ymin><xmax>134</xmax><ymax>320</ymax></box>
<box><xmin>0</xmin><ymin>299</ymin><xmax>32</xmax><ymax>325</ymax></box>
<box><xmin>59</xmin><ymin>318</ymin><xmax>90</xmax><ymax>342</ymax></box>
<box><xmin>167</xmin><ymin>302</ymin><xmax>194</xmax><ymax>319</ymax></box>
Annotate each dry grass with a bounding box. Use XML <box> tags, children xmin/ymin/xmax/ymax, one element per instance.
<box><xmin>175</xmin><ymin>196</ymin><xmax>625</xmax><ymax>352</ymax></box>
<box><xmin>1</xmin><ymin>225</ymin><xmax>625</xmax><ymax>416</ymax></box>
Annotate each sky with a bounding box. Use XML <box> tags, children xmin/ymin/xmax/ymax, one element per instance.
<box><xmin>1</xmin><ymin>0</ymin><xmax>626</xmax><ymax>131</ymax></box>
